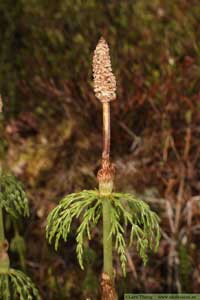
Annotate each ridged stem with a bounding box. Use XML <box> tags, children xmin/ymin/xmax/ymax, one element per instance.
<box><xmin>102</xmin><ymin>198</ymin><xmax>113</xmax><ymax>280</ymax></box>
<box><xmin>0</xmin><ymin>207</ymin><xmax>9</xmax><ymax>271</ymax></box>
<box><xmin>0</xmin><ymin>207</ymin><xmax>5</xmax><ymax>244</ymax></box>
<box><xmin>102</xmin><ymin>102</ymin><xmax>110</xmax><ymax>161</ymax></box>
<box><xmin>102</xmin><ymin>101</ymin><xmax>113</xmax><ymax>279</ymax></box>
<box><xmin>0</xmin><ymin>116</ymin><xmax>9</xmax><ymax>272</ymax></box>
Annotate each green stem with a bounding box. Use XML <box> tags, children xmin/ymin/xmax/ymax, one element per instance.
<box><xmin>103</xmin><ymin>198</ymin><xmax>113</xmax><ymax>281</ymax></box>
<box><xmin>0</xmin><ymin>207</ymin><xmax>5</xmax><ymax>243</ymax></box>
<box><xmin>0</xmin><ymin>206</ymin><xmax>9</xmax><ymax>271</ymax></box>
<box><xmin>0</xmin><ymin>101</ymin><xmax>10</xmax><ymax>272</ymax></box>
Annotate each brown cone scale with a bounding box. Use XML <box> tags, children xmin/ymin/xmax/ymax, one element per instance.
<box><xmin>93</xmin><ymin>37</ymin><xmax>116</xmax><ymax>103</ymax></box>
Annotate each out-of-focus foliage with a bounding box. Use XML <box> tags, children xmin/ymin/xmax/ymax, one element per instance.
<box><xmin>0</xmin><ymin>269</ymin><xmax>40</xmax><ymax>300</ymax></box>
<box><xmin>10</xmin><ymin>230</ymin><xmax>26</xmax><ymax>270</ymax></box>
<box><xmin>0</xmin><ymin>174</ymin><xmax>29</xmax><ymax>218</ymax></box>
<box><xmin>0</xmin><ymin>0</ymin><xmax>200</xmax><ymax>299</ymax></box>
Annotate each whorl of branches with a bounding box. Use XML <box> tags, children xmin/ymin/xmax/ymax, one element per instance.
<box><xmin>46</xmin><ymin>190</ymin><xmax>160</xmax><ymax>275</ymax></box>
<box><xmin>0</xmin><ymin>269</ymin><xmax>40</xmax><ymax>300</ymax></box>
<box><xmin>0</xmin><ymin>175</ymin><xmax>29</xmax><ymax>218</ymax></box>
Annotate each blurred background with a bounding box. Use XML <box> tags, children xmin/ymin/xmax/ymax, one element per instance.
<box><xmin>0</xmin><ymin>0</ymin><xmax>200</xmax><ymax>299</ymax></box>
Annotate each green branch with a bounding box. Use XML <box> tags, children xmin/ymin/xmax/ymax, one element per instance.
<box><xmin>0</xmin><ymin>269</ymin><xmax>40</xmax><ymax>300</ymax></box>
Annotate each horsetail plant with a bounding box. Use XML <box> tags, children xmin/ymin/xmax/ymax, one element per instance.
<box><xmin>46</xmin><ymin>38</ymin><xmax>160</xmax><ymax>300</ymax></box>
<box><xmin>0</xmin><ymin>97</ymin><xmax>40</xmax><ymax>300</ymax></box>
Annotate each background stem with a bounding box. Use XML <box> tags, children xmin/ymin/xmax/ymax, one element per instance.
<box><xmin>0</xmin><ymin>207</ymin><xmax>5</xmax><ymax>244</ymax></box>
<box><xmin>0</xmin><ymin>206</ymin><xmax>10</xmax><ymax>271</ymax></box>
<box><xmin>103</xmin><ymin>198</ymin><xmax>113</xmax><ymax>280</ymax></box>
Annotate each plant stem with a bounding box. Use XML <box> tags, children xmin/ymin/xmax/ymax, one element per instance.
<box><xmin>0</xmin><ymin>207</ymin><xmax>5</xmax><ymax>244</ymax></box>
<box><xmin>102</xmin><ymin>102</ymin><xmax>110</xmax><ymax>161</ymax></box>
<box><xmin>94</xmin><ymin>37</ymin><xmax>117</xmax><ymax>300</ymax></box>
<box><xmin>103</xmin><ymin>198</ymin><xmax>113</xmax><ymax>280</ymax></box>
<box><xmin>101</xmin><ymin>100</ymin><xmax>115</xmax><ymax>280</ymax></box>
<box><xmin>102</xmin><ymin>101</ymin><xmax>113</xmax><ymax>278</ymax></box>
<box><xmin>0</xmin><ymin>169</ymin><xmax>9</xmax><ymax>271</ymax></box>
<box><xmin>100</xmin><ymin>102</ymin><xmax>117</xmax><ymax>299</ymax></box>
<box><xmin>0</xmin><ymin>206</ymin><xmax>9</xmax><ymax>271</ymax></box>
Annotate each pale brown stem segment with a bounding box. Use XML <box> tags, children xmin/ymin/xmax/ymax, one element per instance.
<box><xmin>102</xmin><ymin>102</ymin><xmax>110</xmax><ymax>163</ymax></box>
<box><xmin>101</xmin><ymin>272</ymin><xmax>117</xmax><ymax>300</ymax></box>
<box><xmin>98</xmin><ymin>101</ymin><xmax>115</xmax><ymax>195</ymax></box>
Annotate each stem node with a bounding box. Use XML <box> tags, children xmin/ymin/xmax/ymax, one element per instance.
<box><xmin>101</xmin><ymin>272</ymin><xmax>117</xmax><ymax>300</ymax></box>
